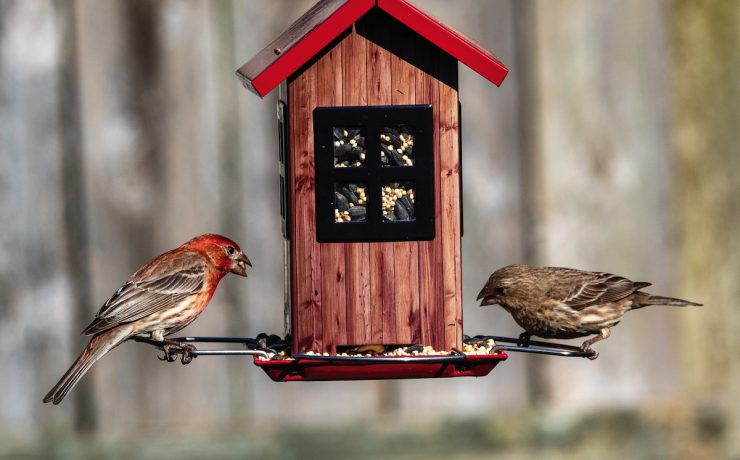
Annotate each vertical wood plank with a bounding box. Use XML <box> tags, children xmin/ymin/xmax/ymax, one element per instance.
<box><xmin>439</xmin><ymin>82</ymin><xmax>462</xmax><ymax>351</ymax></box>
<box><xmin>367</xmin><ymin>40</ymin><xmax>395</xmax><ymax>344</ymax></box>
<box><xmin>343</xmin><ymin>31</ymin><xmax>371</xmax><ymax>346</ymax></box>
<box><xmin>290</xmin><ymin>63</ymin><xmax>322</xmax><ymax>354</ymax></box>
<box><xmin>317</xmin><ymin>44</ymin><xmax>345</xmax><ymax>354</ymax></box>
<box><xmin>415</xmin><ymin>63</ymin><xmax>443</xmax><ymax>350</ymax></box>
<box><xmin>390</xmin><ymin>53</ymin><xmax>420</xmax><ymax>345</ymax></box>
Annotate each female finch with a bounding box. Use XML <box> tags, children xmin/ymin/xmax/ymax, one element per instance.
<box><xmin>477</xmin><ymin>264</ymin><xmax>701</xmax><ymax>358</ymax></box>
<box><xmin>43</xmin><ymin>234</ymin><xmax>251</xmax><ymax>405</ymax></box>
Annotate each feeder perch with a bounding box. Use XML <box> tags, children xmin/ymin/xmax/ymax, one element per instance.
<box><xmin>137</xmin><ymin>335</ymin><xmax>595</xmax><ymax>382</ymax></box>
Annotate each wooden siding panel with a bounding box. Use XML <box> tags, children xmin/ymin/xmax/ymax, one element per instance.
<box><xmin>390</xmin><ymin>52</ymin><xmax>420</xmax><ymax>345</ymax></box>
<box><xmin>290</xmin><ymin>63</ymin><xmax>322</xmax><ymax>353</ymax></box>
<box><xmin>415</xmin><ymin>63</ymin><xmax>443</xmax><ymax>351</ymax></box>
<box><xmin>439</xmin><ymin>82</ymin><xmax>462</xmax><ymax>351</ymax></box>
<box><xmin>367</xmin><ymin>40</ymin><xmax>395</xmax><ymax>344</ymax></box>
<box><xmin>317</xmin><ymin>43</ymin><xmax>345</xmax><ymax>354</ymax></box>
<box><xmin>343</xmin><ymin>31</ymin><xmax>371</xmax><ymax>346</ymax></box>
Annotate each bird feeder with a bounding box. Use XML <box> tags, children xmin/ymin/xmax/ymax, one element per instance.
<box><xmin>148</xmin><ymin>0</ymin><xmax>595</xmax><ymax>381</ymax></box>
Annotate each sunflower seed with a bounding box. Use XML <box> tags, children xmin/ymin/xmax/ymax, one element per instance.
<box><xmin>394</xmin><ymin>201</ymin><xmax>410</xmax><ymax>221</ymax></box>
<box><xmin>335</xmin><ymin>192</ymin><xmax>349</xmax><ymax>212</ymax></box>
<box><xmin>348</xmin><ymin>206</ymin><xmax>366</xmax><ymax>221</ymax></box>
<box><xmin>341</xmin><ymin>187</ymin><xmax>359</xmax><ymax>204</ymax></box>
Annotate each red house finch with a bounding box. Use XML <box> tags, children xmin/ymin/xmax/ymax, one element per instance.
<box><xmin>43</xmin><ymin>234</ymin><xmax>251</xmax><ymax>405</ymax></box>
<box><xmin>477</xmin><ymin>264</ymin><xmax>701</xmax><ymax>358</ymax></box>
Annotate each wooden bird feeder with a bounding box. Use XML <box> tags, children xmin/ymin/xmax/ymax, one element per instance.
<box><xmin>185</xmin><ymin>0</ymin><xmax>597</xmax><ymax>381</ymax></box>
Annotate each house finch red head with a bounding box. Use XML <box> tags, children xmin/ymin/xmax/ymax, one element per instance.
<box><xmin>477</xmin><ymin>264</ymin><xmax>701</xmax><ymax>358</ymax></box>
<box><xmin>43</xmin><ymin>233</ymin><xmax>251</xmax><ymax>405</ymax></box>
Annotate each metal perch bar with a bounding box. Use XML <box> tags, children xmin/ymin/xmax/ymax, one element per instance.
<box><xmin>134</xmin><ymin>336</ymin><xmax>274</xmax><ymax>359</ymax></box>
<box><xmin>135</xmin><ymin>334</ymin><xmax>595</xmax><ymax>360</ymax></box>
<box><xmin>472</xmin><ymin>335</ymin><xmax>598</xmax><ymax>358</ymax></box>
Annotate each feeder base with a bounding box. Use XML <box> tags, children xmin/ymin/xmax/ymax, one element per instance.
<box><xmin>252</xmin><ymin>352</ymin><xmax>508</xmax><ymax>382</ymax></box>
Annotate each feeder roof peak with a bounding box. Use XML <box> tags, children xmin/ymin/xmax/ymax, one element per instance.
<box><xmin>237</xmin><ymin>0</ymin><xmax>509</xmax><ymax>97</ymax></box>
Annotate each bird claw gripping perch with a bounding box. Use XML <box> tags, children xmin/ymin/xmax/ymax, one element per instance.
<box><xmin>157</xmin><ymin>340</ymin><xmax>197</xmax><ymax>365</ymax></box>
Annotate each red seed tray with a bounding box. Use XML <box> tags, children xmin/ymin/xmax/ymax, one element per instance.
<box><xmin>252</xmin><ymin>352</ymin><xmax>508</xmax><ymax>382</ymax></box>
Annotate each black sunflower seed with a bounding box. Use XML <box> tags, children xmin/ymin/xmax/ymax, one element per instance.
<box><xmin>394</xmin><ymin>201</ymin><xmax>410</xmax><ymax>221</ymax></box>
<box><xmin>398</xmin><ymin>196</ymin><xmax>414</xmax><ymax>217</ymax></box>
<box><xmin>335</xmin><ymin>192</ymin><xmax>349</xmax><ymax>212</ymax></box>
<box><xmin>348</xmin><ymin>206</ymin><xmax>366</xmax><ymax>221</ymax></box>
<box><xmin>341</xmin><ymin>187</ymin><xmax>359</xmax><ymax>204</ymax></box>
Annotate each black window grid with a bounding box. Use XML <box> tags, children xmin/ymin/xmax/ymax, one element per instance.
<box><xmin>314</xmin><ymin>105</ymin><xmax>435</xmax><ymax>243</ymax></box>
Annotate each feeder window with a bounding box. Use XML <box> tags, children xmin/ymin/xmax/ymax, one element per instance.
<box><xmin>333</xmin><ymin>128</ymin><xmax>367</xmax><ymax>168</ymax></box>
<box><xmin>335</xmin><ymin>182</ymin><xmax>367</xmax><ymax>223</ymax></box>
<box><xmin>315</xmin><ymin>105</ymin><xmax>434</xmax><ymax>243</ymax></box>
<box><xmin>380</xmin><ymin>126</ymin><xmax>415</xmax><ymax>167</ymax></box>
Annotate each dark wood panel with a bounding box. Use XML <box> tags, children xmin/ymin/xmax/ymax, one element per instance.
<box><xmin>415</xmin><ymin>61</ymin><xmax>444</xmax><ymax>351</ymax></box>
<box><xmin>343</xmin><ymin>30</ymin><xmax>371</xmax><ymax>346</ymax></box>
<box><xmin>439</xmin><ymin>82</ymin><xmax>462</xmax><ymax>351</ymax></box>
<box><xmin>290</xmin><ymin>62</ymin><xmax>322</xmax><ymax>354</ymax></box>
<box><xmin>390</xmin><ymin>52</ymin><xmax>420</xmax><ymax>345</ymax></box>
<box><xmin>317</xmin><ymin>43</ymin><xmax>345</xmax><ymax>354</ymax></box>
<box><xmin>366</xmin><ymin>39</ymin><xmax>396</xmax><ymax>344</ymax></box>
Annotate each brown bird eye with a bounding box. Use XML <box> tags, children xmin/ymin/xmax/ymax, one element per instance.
<box><xmin>226</xmin><ymin>246</ymin><xmax>235</xmax><ymax>255</ymax></box>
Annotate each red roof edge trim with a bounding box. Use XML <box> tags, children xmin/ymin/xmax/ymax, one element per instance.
<box><xmin>249</xmin><ymin>0</ymin><xmax>375</xmax><ymax>97</ymax></box>
<box><xmin>378</xmin><ymin>0</ymin><xmax>509</xmax><ymax>87</ymax></box>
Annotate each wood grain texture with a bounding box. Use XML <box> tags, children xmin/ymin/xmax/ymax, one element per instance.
<box><xmin>415</xmin><ymin>57</ymin><xmax>444</xmax><ymax>351</ymax></box>
<box><xmin>289</xmin><ymin>27</ymin><xmax>462</xmax><ymax>353</ymax></box>
<box><xmin>317</xmin><ymin>44</ymin><xmax>345</xmax><ymax>354</ymax></box>
<box><xmin>367</xmin><ymin>38</ymin><xmax>396</xmax><ymax>345</ymax></box>
<box><xmin>390</xmin><ymin>52</ymin><xmax>420</xmax><ymax>345</ymax></box>
<box><xmin>439</xmin><ymin>82</ymin><xmax>462</xmax><ymax>351</ymax></box>
<box><xmin>290</xmin><ymin>62</ymin><xmax>322</xmax><ymax>354</ymax></box>
<box><xmin>342</xmin><ymin>30</ymin><xmax>371</xmax><ymax>346</ymax></box>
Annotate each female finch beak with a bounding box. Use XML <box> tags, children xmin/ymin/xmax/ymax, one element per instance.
<box><xmin>231</xmin><ymin>253</ymin><xmax>252</xmax><ymax>277</ymax></box>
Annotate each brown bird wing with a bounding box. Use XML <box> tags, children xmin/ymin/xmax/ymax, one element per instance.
<box><xmin>82</xmin><ymin>251</ymin><xmax>206</xmax><ymax>335</ymax></box>
<box><xmin>557</xmin><ymin>271</ymin><xmax>650</xmax><ymax>310</ymax></box>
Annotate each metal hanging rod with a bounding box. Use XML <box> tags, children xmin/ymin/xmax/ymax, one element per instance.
<box><xmin>133</xmin><ymin>336</ymin><xmax>276</xmax><ymax>360</ymax></box>
<box><xmin>468</xmin><ymin>335</ymin><xmax>597</xmax><ymax>359</ymax></box>
<box><xmin>135</xmin><ymin>334</ymin><xmax>597</xmax><ymax>361</ymax></box>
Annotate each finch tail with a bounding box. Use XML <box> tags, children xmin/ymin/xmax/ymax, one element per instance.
<box><xmin>43</xmin><ymin>327</ymin><xmax>130</xmax><ymax>405</ymax></box>
<box><xmin>634</xmin><ymin>292</ymin><xmax>703</xmax><ymax>308</ymax></box>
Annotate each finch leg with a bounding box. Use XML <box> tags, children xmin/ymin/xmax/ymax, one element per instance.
<box><xmin>580</xmin><ymin>328</ymin><xmax>610</xmax><ymax>360</ymax></box>
<box><xmin>157</xmin><ymin>340</ymin><xmax>197</xmax><ymax>364</ymax></box>
<box><xmin>517</xmin><ymin>331</ymin><xmax>532</xmax><ymax>347</ymax></box>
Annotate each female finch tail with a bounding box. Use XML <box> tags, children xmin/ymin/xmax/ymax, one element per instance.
<box><xmin>43</xmin><ymin>327</ymin><xmax>131</xmax><ymax>405</ymax></box>
<box><xmin>633</xmin><ymin>292</ymin><xmax>703</xmax><ymax>308</ymax></box>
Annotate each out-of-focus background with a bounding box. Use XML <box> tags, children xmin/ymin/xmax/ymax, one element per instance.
<box><xmin>1</xmin><ymin>0</ymin><xmax>737</xmax><ymax>458</ymax></box>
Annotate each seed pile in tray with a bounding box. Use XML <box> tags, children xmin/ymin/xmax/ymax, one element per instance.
<box><xmin>462</xmin><ymin>336</ymin><xmax>497</xmax><ymax>355</ymax></box>
<box><xmin>380</xmin><ymin>126</ymin><xmax>415</xmax><ymax>166</ymax></box>
<box><xmin>335</xmin><ymin>183</ymin><xmax>367</xmax><ymax>223</ymax></box>
<box><xmin>253</xmin><ymin>332</ymin><xmax>291</xmax><ymax>359</ymax></box>
<box><xmin>333</xmin><ymin>127</ymin><xmax>366</xmax><ymax>168</ymax></box>
<box><xmin>382</xmin><ymin>182</ymin><xmax>415</xmax><ymax>222</ymax></box>
<box><xmin>255</xmin><ymin>336</ymin><xmax>499</xmax><ymax>361</ymax></box>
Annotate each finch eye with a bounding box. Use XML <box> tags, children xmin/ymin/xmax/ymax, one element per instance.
<box><xmin>494</xmin><ymin>287</ymin><xmax>505</xmax><ymax>296</ymax></box>
<box><xmin>226</xmin><ymin>246</ymin><xmax>236</xmax><ymax>256</ymax></box>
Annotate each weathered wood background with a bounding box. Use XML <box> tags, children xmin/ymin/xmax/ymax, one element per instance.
<box><xmin>0</xmin><ymin>0</ymin><xmax>737</xmax><ymax>457</ymax></box>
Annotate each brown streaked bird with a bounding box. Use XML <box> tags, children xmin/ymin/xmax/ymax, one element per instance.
<box><xmin>477</xmin><ymin>264</ymin><xmax>701</xmax><ymax>358</ymax></box>
<box><xmin>43</xmin><ymin>234</ymin><xmax>251</xmax><ymax>405</ymax></box>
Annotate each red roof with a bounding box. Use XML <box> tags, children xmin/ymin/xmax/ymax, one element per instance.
<box><xmin>237</xmin><ymin>0</ymin><xmax>509</xmax><ymax>97</ymax></box>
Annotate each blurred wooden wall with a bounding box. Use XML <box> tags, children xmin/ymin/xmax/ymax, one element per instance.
<box><xmin>0</xmin><ymin>0</ymin><xmax>737</xmax><ymax>448</ymax></box>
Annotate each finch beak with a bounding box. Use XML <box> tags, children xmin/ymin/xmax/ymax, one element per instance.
<box><xmin>231</xmin><ymin>253</ymin><xmax>252</xmax><ymax>277</ymax></box>
<box><xmin>476</xmin><ymin>288</ymin><xmax>497</xmax><ymax>306</ymax></box>
<box><xmin>479</xmin><ymin>296</ymin><xmax>498</xmax><ymax>306</ymax></box>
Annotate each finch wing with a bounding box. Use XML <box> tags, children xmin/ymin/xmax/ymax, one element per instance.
<box><xmin>559</xmin><ymin>271</ymin><xmax>649</xmax><ymax>310</ymax></box>
<box><xmin>83</xmin><ymin>251</ymin><xmax>206</xmax><ymax>335</ymax></box>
